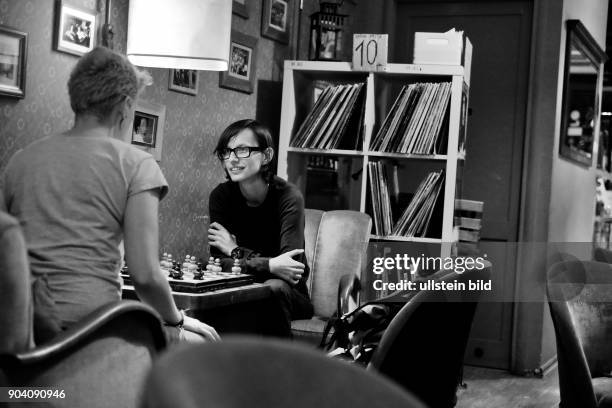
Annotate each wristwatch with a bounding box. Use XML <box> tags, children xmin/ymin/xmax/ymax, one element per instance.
<box><xmin>230</xmin><ymin>246</ymin><xmax>244</xmax><ymax>259</ymax></box>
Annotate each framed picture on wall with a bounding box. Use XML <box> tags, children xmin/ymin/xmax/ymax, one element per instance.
<box><xmin>168</xmin><ymin>69</ymin><xmax>199</xmax><ymax>96</ymax></box>
<box><xmin>0</xmin><ymin>25</ymin><xmax>28</xmax><ymax>98</ymax></box>
<box><xmin>219</xmin><ymin>31</ymin><xmax>257</xmax><ymax>94</ymax></box>
<box><xmin>54</xmin><ymin>0</ymin><xmax>97</xmax><ymax>57</ymax></box>
<box><xmin>261</xmin><ymin>0</ymin><xmax>292</xmax><ymax>44</ymax></box>
<box><xmin>131</xmin><ymin>100</ymin><xmax>166</xmax><ymax>161</ymax></box>
<box><xmin>233</xmin><ymin>0</ymin><xmax>249</xmax><ymax>18</ymax></box>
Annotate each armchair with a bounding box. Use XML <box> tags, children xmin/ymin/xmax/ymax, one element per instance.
<box><xmin>291</xmin><ymin>209</ymin><xmax>371</xmax><ymax>345</ymax></box>
<box><xmin>0</xmin><ymin>209</ymin><xmax>166</xmax><ymax>408</ymax></box>
<box><xmin>0</xmin><ymin>211</ymin><xmax>32</xmax><ymax>354</ymax></box>
<box><xmin>547</xmin><ymin>260</ymin><xmax>612</xmax><ymax>408</ymax></box>
<box><xmin>141</xmin><ymin>337</ymin><xmax>427</xmax><ymax>408</ymax></box>
<box><xmin>367</xmin><ymin>264</ymin><xmax>491</xmax><ymax>408</ymax></box>
<box><xmin>0</xmin><ymin>301</ymin><xmax>166</xmax><ymax>408</ymax></box>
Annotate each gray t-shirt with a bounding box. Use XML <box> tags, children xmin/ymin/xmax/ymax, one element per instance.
<box><xmin>2</xmin><ymin>133</ymin><xmax>168</xmax><ymax>328</ymax></box>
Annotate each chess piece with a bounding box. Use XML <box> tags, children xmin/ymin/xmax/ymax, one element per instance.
<box><xmin>214</xmin><ymin>258</ymin><xmax>222</xmax><ymax>273</ymax></box>
<box><xmin>231</xmin><ymin>259</ymin><xmax>242</xmax><ymax>275</ymax></box>
<box><xmin>206</xmin><ymin>256</ymin><xmax>215</xmax><ymax>274</ymax></box>
<box><xmin>182</xmin><ymin>255</ymin><xmax>191</xmax><ymax>279</ymax></box>
<box><xmin>166</xmin><ymin>254</ymin><xmax>174</xmax><ymax>277</ymax></box>
<box><xmin>171</xmin><ymin>262</ymin><xmax>183</xmax><ymax>280</ymax></box>
<box><xmin>170</xmin><ymin>261</ymin><xmax>182</xmax><ymax>279</ymax></box>
<box><xmin>160</xmin><ymin>252</ymin><xmax>169</xmax><ymax>274</ymax></box>
<box><xmin>189</xmin><ymin>256</ymin><xmax>198</xmax><ymax>277</ymax></box>
<box><xmin>194</xmin><ymin>262</ymin><xmax>204</xmax><ymax>280</ymax></box>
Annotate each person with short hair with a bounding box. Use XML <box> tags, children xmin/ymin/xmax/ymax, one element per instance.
<box><xmin>208</xmin><ymin>119</ymin><xmax>314</xmax><ymax>337</ymax></box>
<box><xmin>2</xmin><ymin>47</ymin><xmax>219</xmax><ymax>344</ymax></box>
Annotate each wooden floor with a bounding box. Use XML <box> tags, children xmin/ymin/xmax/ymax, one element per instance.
<box><xmin>456</xmin><ymin>366</ymin><xmax>560</xmax><ymax>408</ymax></box>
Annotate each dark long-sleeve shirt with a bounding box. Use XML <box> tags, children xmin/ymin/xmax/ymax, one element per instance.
<box><xmin>208</xmin><ymin>176</ymin><xmax>310</xmax><ymax>296</ymax></box>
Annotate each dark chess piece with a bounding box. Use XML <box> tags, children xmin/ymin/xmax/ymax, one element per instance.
<box><xmin>171</xmin><ymin>262</ymin><xmax>183</xmax><ymax>280</ymax></box>
<box><xmin>193</xmin><ymin>262</ymin><xmax>204</xmax><ymax>280</ymax></box>
<box><xmin>168</xmin><ymin>261</ymin><xmax>175</xmax><ymax>278</ymax></box>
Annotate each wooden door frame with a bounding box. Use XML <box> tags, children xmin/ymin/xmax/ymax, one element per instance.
<box><xmin>383</xmin><ymin>0</ymin><xmax>561</xmax><ymax>374</ymax></box>
<box><xmin>511</xmin><ymin>0</ymin><xmax>562</xmax><ymax>375</ymax></box>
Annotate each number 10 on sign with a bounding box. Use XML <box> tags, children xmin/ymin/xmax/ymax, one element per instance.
<box><xmin>353</xmin><ymin>34</ymin><xmax>388</xmax><ymax>71</ymax></box>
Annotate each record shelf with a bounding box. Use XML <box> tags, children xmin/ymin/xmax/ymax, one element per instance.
<box><xmin>277</xmin><ymin>60</ymin><xmax>470</xmax><ymax>261</ymax></box>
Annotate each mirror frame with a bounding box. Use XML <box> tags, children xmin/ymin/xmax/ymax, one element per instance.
<box><xmin>559</xmin><ymin>20</ymin><xmax>607</xmax><ymax>167</ymax></box>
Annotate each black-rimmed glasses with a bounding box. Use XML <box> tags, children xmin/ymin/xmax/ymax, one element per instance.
<box><xmin>217</xmin><ymin>146</ymin><xmax>264</xmax><ymax>160</ymax></box>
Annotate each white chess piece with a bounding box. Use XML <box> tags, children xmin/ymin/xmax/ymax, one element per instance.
<box><xmin>231</xmin><ymin>259</ymin><xmax>242</xmax><ymax>275</ymax></box>
<box><xmin>189</xmin><ymin>256</ymin><xmax>198</xmax><ymax>278</ymax></box>
<box><xmin>214</xmin><ymin>258</ymin><xmax>222</xmax><ymax>273</ymax></box>
<box><xmin>160</xmin><ymin>252</ymin><xmax>169</xmax><ymax>274</ymax></box>
<box><xmin>182</xmin><ymin>255</ymin><xmax>191</xmax><ymax>279</ymax></box>
<box><xmin>206</xmin><ymin>256</ymin><xmax>214</xmax><ymax>274</ymax></box>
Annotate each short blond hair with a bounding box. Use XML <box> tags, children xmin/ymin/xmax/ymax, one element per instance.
<box><xmin>68</xmin><ymin>47</ymin><xmax>151</xmax><ymax>119</ymax></box>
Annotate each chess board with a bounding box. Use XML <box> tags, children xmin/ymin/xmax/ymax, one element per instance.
<box><xmin>121</xmin><ymin>270</ymin><xmax>254</xmax><ymax>294</ymax></box>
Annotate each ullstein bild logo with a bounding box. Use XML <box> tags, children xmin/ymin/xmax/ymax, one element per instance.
<box><xmin>372</xmin><ymin>278</ymin><xmax>491</xmax><ymax>292</ymax></box>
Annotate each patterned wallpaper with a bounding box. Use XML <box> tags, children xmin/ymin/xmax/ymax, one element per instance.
<box><xmin>0</xmin><ymin>0</ymin><xmax>296</xmax><ymax>260</ymax></box>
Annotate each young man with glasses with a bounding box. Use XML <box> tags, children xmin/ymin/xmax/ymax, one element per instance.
<box><xmin>208</xmin><ymin>119</ymin><xmax>313</xmax><ymax>337</ymax></box>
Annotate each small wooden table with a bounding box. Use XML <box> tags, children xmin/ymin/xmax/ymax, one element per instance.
<box><xmin>122</xmin><ymin>283</ymin><xmax>280</xmax><ymax>335</ymax></box>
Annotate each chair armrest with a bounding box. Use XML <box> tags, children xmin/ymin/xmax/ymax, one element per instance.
<box><xmin>0</xmin><ymin>300</ymin><xmax>166</xmax><ymax>367</ymax></box>
<box><xmin>337</xmin><ymin>274</ymin><xmax>361</xmax><ymax>316</ymax></box>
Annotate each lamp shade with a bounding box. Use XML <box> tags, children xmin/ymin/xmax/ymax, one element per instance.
<box><xmin>127</xmin><ymin>0</ymin><xmax>231</xmax><ymax>71</ymax></box>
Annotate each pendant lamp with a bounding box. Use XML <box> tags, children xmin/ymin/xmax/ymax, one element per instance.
<box><xmin>127</xmin><ymin>0</ymin><xmax>231</xmax><ymax>71</ymax></box>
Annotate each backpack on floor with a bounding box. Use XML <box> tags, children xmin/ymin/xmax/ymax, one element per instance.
<box><xmin>320</xmin><ymin>302</ymin><xmax>401</xmax><ymax>365</ymax></box>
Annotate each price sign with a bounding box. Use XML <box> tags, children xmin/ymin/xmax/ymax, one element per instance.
<box><xmin>352</xmin><ymin>34</ymin><xmax>388</xmax><ymax>72</ymax></box>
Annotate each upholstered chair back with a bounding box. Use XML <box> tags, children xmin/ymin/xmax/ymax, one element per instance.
<box><xmin>141</xmin><ymin>337</ymin><xmax>427</xmax><ymax>408</ymax></box>
<box><xmin>368</xmin><ymin>265</ymin><xmax>491</xmax><ymax>408</ymax></box>
<box><xmin>0</xmin><ymin>211</ymin><xmax>32</xmax><ymax>353</ymax></box>
<box><xmin>548</xmin><ymin>260</ymin><xmax>612</xmax><ymax>408</ymax></box>
<box><xmin>1</xmin><ymin>301</ymin><xmax>166</xmax><ymax>407</ymax></box>
<box><xmin>303</xmin><ymin>209</ymin><xmax>371</xmax><ymax>318</ymax></box>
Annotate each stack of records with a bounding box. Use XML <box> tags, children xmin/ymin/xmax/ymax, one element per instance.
<box><xmin>291</xmin><ymin>83</ymin><xmax>366</xmax><ymax>150</ymax></box>
<box><xmin>369</xmin><ymin>82</ymin><xmax>451</xmax><ymax>154</ymax></box>
<box><xmin>392</xmin><ymin>170</ymin><xmax>445</xmax><ymax>237</ymax></box>
<box><xmin>367</xmin><ymin>161</ymin><xmax>394</xmax><ymax>235</ymax></box>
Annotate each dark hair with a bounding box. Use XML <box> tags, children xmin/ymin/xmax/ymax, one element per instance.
<box><xmin>68</xmin><ymin>47</ymin><xmax>151</xmax><ymax>120</ymax></box>
<box><xmin>214</xmin><ymin>119</ymin><xmax>276</xmax><ymax>183</ymax></box>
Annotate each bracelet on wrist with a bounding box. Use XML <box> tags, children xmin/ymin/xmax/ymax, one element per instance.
<box><xmin>164</xmin><ymin>310</ymin><xmax>184</xmax><ymax>328</ymax></box>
